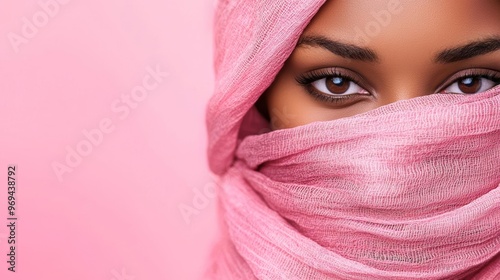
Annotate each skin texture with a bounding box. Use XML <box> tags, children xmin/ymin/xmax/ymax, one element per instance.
<box><xmin>257</xmin><ymin>0</ymin><xmax>500</xmax><ymax>130</ymax></box>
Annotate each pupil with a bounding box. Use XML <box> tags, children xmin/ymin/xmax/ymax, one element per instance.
<box><xmin>458</xmin><ymin>77</ymin><xmax>481</xmax><ymax>94</ymax></box>
<box><xmin>325</xmin><ymin>76</ymin><xmax>350</xmax><ymax>94</ymax></box>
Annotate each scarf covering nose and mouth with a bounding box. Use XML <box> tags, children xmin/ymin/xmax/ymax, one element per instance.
<box><xmin>205</xmin><ymin>0</ymin><xmax>500</xmax><ymax>279</ymax></box>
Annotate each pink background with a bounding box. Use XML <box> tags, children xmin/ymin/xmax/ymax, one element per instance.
<box><xmin>0</xmin><ymin>0</ymin><xmax>218</xmax><ymax>279</ymax></box>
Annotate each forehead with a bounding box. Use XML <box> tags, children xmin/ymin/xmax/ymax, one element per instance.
<box><xmin>302</xmin><ymin>0</ymin><xmax>500</xmax><ymax>51</ymax></box>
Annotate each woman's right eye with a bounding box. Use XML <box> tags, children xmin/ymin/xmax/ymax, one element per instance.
<box><xmin>296</xmin><ymin>68</ymin><xmax>372</xmax><ymax>104</ymax></box>
<box><xmin>310</xmin><ymin>76</ymin><xmax>369</xmax><ymax>96</ymax></box>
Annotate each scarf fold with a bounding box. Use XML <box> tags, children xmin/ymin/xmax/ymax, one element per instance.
<box><xmin>205</xmin><ymin>1</ymin><xmax>500</xmax><ymax>279</ymax></box>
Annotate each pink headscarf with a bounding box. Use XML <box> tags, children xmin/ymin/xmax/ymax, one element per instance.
<box><xmin>205</xmin><ymin>0</ymin><xmax>500</xmax><ymax>279</ymax></box>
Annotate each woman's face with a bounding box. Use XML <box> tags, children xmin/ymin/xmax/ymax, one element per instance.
<box><xmin>261</xmin><ymin>0</ymin><xmax>500</xmax><ymax>130</ymax></box>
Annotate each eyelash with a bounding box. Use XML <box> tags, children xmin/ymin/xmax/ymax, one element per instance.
<box><xmin>295</xmin><ymin>68</ymin><xmax>500</xmax><ymax>105</ymax></box>
<box><xmin>438</xmin><ymin>69</ymin><xmax>500</xmax><ymax>93</ymax></box>
<box><xmin>296</xmin><ymin>68</ymin><xmax>366</xmax><ymax>104</ymax></box>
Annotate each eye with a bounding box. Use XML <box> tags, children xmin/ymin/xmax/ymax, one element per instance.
<box><xmin>311</xmin><ymin>76</ymin><xmax>369</xmax><ymax>96</ymax></box>
<box><xmin>296</xmin><ymin>68</ymin><xmax>371</xmax><ymax>104</ymax></box>
<box><xmin>439</xmin><ymin>70</ymin><xmax>500</xmax><ymax>94</ymax></box>
<box><xmin>442</xmin><ymin>76</ymin><xmax>498</xmax><ymax>94</ymax></box>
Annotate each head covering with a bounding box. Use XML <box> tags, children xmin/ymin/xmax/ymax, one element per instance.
<box><xmin>206</xmin><ymin>0</ymin><xmax>327</xmax><ymax>175</ymax></box>
<box><xmin>205</xmin><ymin>1</ymin><xmax>500</xmax><ymax>279</ymax></box>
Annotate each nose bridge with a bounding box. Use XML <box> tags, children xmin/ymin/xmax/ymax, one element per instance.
<box><xmin>379</xmin><ymin>89</ymin><xmax>431</xmax><ymax>105</ymax></box>
<box><xmin>373</xmin><ymin>55</ymin><xmax>437</xmax><ymax>105</ymax></box>
<box><xmin>376</xmin><ymin>75</ymin><xmax>433</xmax><ymax>105</ymax></box>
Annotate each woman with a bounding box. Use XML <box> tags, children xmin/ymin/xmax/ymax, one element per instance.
<box><xmin>205</xmin><ymin>0</ymin><xmax>500</xmax><ymax>279</ymax></box>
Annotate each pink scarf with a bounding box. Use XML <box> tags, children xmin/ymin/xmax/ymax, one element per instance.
<box><xmin>205</xmin><ymin>1</ymin><xmax>500</xmax><ymax>279</ymax></box>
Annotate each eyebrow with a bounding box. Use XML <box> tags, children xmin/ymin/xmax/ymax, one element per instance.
<box><xmin>297</xmin><ymin>35</ymin><xmax>379</xmax><ymax>62</ymax></box>
<box><xmin>297</xmin><ymin>35</ymin><xmax>500</xmax><ymax>64</ymax></box>
<box><xmin>434</xmin><ymin>37</ymin><xmax>500</xmax><ymax>63</ymax></box>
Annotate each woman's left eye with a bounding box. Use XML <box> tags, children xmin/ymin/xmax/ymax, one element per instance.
<box><xmin>310</xmin><ymin>76</ymin><xmax>368</xmax><ymax>96</ymax></box>
<box><xmin>441</xmin><ymin>76</ymin><xmax>500</xmax><ymax>94</ymax></box>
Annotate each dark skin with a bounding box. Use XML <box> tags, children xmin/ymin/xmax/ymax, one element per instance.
<box><xmin>258</xmin><ymin>0</ymin><xmax>500</xmax><ymax>130</ymax></box>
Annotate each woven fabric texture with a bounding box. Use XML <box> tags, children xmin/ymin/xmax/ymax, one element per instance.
<box><xmin>205</xmin><ymin>1</ymin><xmax>500</xmax><ymax>279</ymax></box>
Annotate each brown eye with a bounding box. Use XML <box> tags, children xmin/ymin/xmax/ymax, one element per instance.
<box><xmin>325</xmin><ymin>76</ymin><xmax>350</xmax><ymax>94</ymax></box>
<box><xmin>310</xmin><ymin>75</ymin><xmax>368</xmax><ymax>96</ymax></box>
<box><xmin>442</xmin><ymin>75</ymin><xmax>498</xmax><ymax>94</ymax></box>
<box><xmin>458</xmin><ymin>77</ymin><xmax>482</xmax><ymax>94</ymax></box>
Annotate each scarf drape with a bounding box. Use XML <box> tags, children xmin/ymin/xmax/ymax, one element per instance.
<box><xmin>205</xmin><ymin>1</ymin><xmax>500</xmax><ymax>279</ymax></box>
